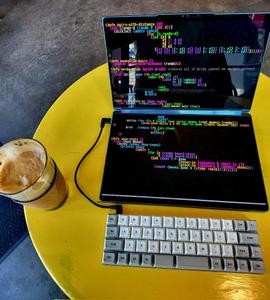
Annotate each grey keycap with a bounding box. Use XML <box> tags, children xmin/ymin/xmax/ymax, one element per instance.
<box><xmin>223</xmin><ymin>258</ymin><xmax>236</xmax><ymax>271</ymax></box>
<box><xmin>214</xmin><ymin>231</ymin><xmax>226</xmax><ymax>243</ymax></box>
<box><xmin>250</xmin><ymin>246</ymin><xmax>262</xmax><ymax>259</ymax></box>
<box><xmin>106</xmin><ymin>226</ymin><xmax>119</xmax><ymax>238</ymax></box>
<box><xmin>236</xmin><ymin>259</ymin><xmax>249</xmax><ymax>272</ymax></box>
<box><xmin>211</xmin><ymin>258</ymin><xmax>223</xmax><ymax>271</ymax></box>
<box><xmin>154</xmin><ymin>254</ymin><xmax>175</xmax><ymax>268</ymax></box>
<box><xmin>103</xmin><ymin>252</ymin><xmax>116</xmax><ymax>264</ymax></box>
<box><xmin>250</xmin><ymin>260</ymin><xmax>265</xmax><ymax>274</ymax></box>
<box><xmin>234</xmin><ymin>220</ymin><xmax>246</xmax><ymax>231</ymax></box>
<box><xmin>117</xmin><ymin>253</ymin><xmax>129</xmax><ymax>265</ymax></box>
<box><xmin>234</xmin><ymin>245</ymin><xmax>249</xmax><ymax>258</ymax></box>
<box><xmin>239</xmin><ymin>233</ymin><xmax>259</xmax><ymax>245</ymax></box>
<box><xmin>130</xmin><ymin>253</ymin><xmax>141</xmax><ymax>266</ymax></box>
<box><xmin>176</xmin><ymin>256</ymin><xmax>210</xmax><ymax>270</ymax></box>
<box><xmin>107</xmin><ymin>215</ymin><xmax>118</xmax><ymax>226</ymax></box>
<box><xmin>246</xmin><ymin>221</ymin><xmax>257</xmax><ymax>232</ymax></box>
<box><xmin>105</xmin><ymin>239</ymin><xmax>124</xmax><ymax>251</ymax></box>
<box><xmin>142</xmin><ymin>254</ymin><xmax>153</xmax><ymax>267</ymax></box>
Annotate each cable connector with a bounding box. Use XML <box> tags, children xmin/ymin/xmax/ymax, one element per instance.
<box><xmin>101</xmin><ymin>118</ymin><xmax>111</xmax><ymax>128</ymax></box>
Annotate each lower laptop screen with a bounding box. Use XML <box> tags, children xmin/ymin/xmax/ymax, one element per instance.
<box><xmin>100</xmin><ymin>113</ymin><xmax>268</xmax><ymax>211</ymax></box>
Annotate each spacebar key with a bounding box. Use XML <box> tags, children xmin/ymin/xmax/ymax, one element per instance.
<box><xmin>176</xmin><ymin>256</ymin><xmax>210</xmax><ymax>270</ymax></box>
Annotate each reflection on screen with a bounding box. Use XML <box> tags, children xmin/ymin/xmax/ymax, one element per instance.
<box><xmin>100</xmin><ymin>114</ymin><xmax>268</xmax><ymax>210</ymax></box>
<box><xmin>103</xmin><ymin>13</ymin><xmax>270</xmax><ymax>110</ymax></box>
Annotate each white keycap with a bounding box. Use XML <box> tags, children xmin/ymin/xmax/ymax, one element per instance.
<box><xmin>148</xmin><ymin>240</ymin><xmax>159</xmax><ymax>253</ymax></box>
<box><xmin>197</xmin><ymin>243</ymin><xmax>208</xmax><ymax>256</ymax></box>
<box><xmin>190</xmin><ymin>230</ymin><xmax>201</xmax><ymax>242</ymax></box>
<box><xmin>221</xmin><ymin>244</ymin><xmax>234</xmax><ymax>257</ymax></box>
<box><xmin>202</xmin><ymin>230</ymin><xmax>213</xmax><ymax>243</ymax></box>
<box><xmin>186</xmin><ymin>218</ymin><xmax>197</xmax><ymax>229</ymax></box>
<box><xmin>178</xmin><ymin>229</ymin><xmax>189</xmax><ymax>241</ymax></box>
<box><xmin>210</xmin><ymin>219</ymin><xmax>221</xmax><ymax>230</ymax></box>
<box><xmin>222</xmin><ymin>219</ymin><xmax>233</xmax><ymax>231</ymax></box>
<box><xmin>175</xmin><ymin>217</ymin><xmax>185</xmax><ymax>228</ymax></box>
<box><xmin>246</xmin><ymin>221</ymin><xmax>257</xmax><ymax>232</ymax></box>
<box><xmin>154</xmin><ymin>228</ymin><xmax>165</xmax><ymax>240</ymax></box>
<box><xmin>214</xmin><ymin>231</ymin><xmax>226</xmax><ymax>243</ymax></box>
<box><xmin>136</xmin><ymin>240</ymin><xmax>147</xmax><ymax>252</ymax></box>
<box><xmin>209</xmin><ymin>244</ymin><xmax>221</xmax><ymax>256</ymax></box>
<box><xmin>140</xmin><ymin>216</ymin><xmax>151</xmax><ymax>227</ymax></box>
<box><xmin>198</xmin><ymin>218</ymin><xmax>209</xmax><ymax>230</ymax></box>
<box><xmin>118</xmin><ymin>215</ymin><xmax>129</xmax><ymax>226</ymax></box>
<box><xmin>119</xmin><ymin>226</ymin><xmax>131</xmax><ymax>239</ymax></box>
<box><xmin>142</xmin><ymin>227</ymin><xmax>153</xmax><ymax>239</ymax></box>
<box><xmin>152</xmin><ymin>216</ymin><xmax>162</xmax><ymax>227</ymax></box>
<box><xmin>160</xmin><ymin>241</ymin><xmax>172</xmax><ymax>254</ymax></box>
<box><xmin>124</xmin><ymin>239</ymin><xmax>136</xmax><ymax>252</ymax></box>
<box><xmin>163</xmin><ymin>217</ymin><xmax>174</xmax><ymax>228</ymax></box>
<box><xmin>166</xmin><ymin>229</ymin><xmax>177</xmax><ymax>241</ymax></box>
<box><xmin>226</xmin><ymin>231</ymin><xmax>238</xmax><ymax>244</ymax></box>
<box><xmin>172</xmin><ymin>242</ymin><xmax>183</xmax><ymax>254</ymax></box>
<box><xmin>131</xmin><ymin>227</ymin><xmax>142</xmax><ymax>239</ymax></box>
<box><xmin>129</xmin><ymin>215</ymin><xmax>140</xmax><ymax>226</ymax></box>
<box><xmin>184</xmin><ymin>242</ymin><xmax>196</xmax><ymax>255</ymax></box>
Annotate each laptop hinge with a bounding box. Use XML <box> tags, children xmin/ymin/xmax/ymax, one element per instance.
<box><xmin>115</xmin><ymin>108</ymin><xmax>246</xmax><ymax>116</ymax></box>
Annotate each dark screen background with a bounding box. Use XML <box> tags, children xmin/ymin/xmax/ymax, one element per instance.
<box><xmin>100</xmin><ymin>113</ymin><xmax>268</xmax><ymax>211</ymax></box>
<box><xmin>103</xmin><ymin>13</ymin><xmax>270</xmax><ymax>110</ymax></box>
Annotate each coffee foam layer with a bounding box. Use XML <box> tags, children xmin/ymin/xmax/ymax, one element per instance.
<box><xmin>0</xmin><ymin>139</ymin><xmax>46</xmax><ymax>194</ymax></box>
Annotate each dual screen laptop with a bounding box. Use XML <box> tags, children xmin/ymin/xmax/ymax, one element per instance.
<box><xmin>99</xmin><ymin>12</ymin><xmax>270</xmax><ymax>212</ymax></box>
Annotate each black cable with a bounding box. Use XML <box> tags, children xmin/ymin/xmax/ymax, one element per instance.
<box><xmin>74</xmin><ymin>118</ymin><xmax>123</xmax><ymax>214</ymax></box>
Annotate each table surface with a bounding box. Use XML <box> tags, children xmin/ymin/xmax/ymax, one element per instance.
<box><xmin>25</xmin><ymin>64</ymin><xmax>270</xmax><ymax>300</ymax></box>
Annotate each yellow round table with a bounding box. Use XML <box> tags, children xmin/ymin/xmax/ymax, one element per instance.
<box><xmin>25</xmin><ymin>64</ymin><xmax>270</xmax><ymax>299</ymax></box>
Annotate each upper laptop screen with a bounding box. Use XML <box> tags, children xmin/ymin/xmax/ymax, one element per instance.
<box><xmin>103</xmin><ymin>13</ymin><xmax>270</xmax><ymax>110</ymax></box>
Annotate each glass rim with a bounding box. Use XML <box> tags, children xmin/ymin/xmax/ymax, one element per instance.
<box><xmin>0</xmin><ymin>138</ymin><xmax>49</xmax><ymax>196</ymax></box>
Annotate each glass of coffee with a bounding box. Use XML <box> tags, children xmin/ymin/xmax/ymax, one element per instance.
<box><xmin>0</xmin><ymin>138</ymin><xmax>68</xmax><ymax>210</ymax></box>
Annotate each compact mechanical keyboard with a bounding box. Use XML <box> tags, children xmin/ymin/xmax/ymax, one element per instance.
<box><xmin>102</xmin><ymin>214</ymin><xmax>265</xmax><ymax>274</ymax></box>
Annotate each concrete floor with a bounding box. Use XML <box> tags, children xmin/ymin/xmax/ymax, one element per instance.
<box><xmin>0</xmin><ymin>1</ymin><xmax>270</xmax><ymax>299</ymax></box>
